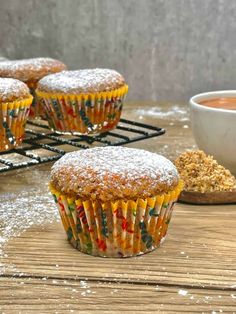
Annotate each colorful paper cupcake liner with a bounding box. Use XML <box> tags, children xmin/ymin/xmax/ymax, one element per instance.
<box><xmin>0</xmin><ymin>96</ymin><xmax>33</xmax><ymax>152</ymax></box>
<box><xmin>50</xmin><ymin>182</ymin><xmax>183</xmax><ymax>257</ymax></box>
<box><xmin>36</xmin><ymin>85</ymin><xmax>128</xmax><ymax>135</ymax></box>
<box><xmin>27</xmin><ymin>82</ymin><xmax>46</xmax><ymax>119</ymax></box>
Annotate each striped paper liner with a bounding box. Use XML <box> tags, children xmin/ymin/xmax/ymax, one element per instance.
<box><xmin>50</xmin><ymin>181</ymin><xmax>183</xmax><ymax>257</ymax></box>
<box><xmin>36</xmin><ymin>85</ymin><xmax>128</xmax><ymax>135</ymax></box>
<box><xmin>0</xmin><ymin>96</ymin><xmax>32</xmax><ymax>152</ymax></box>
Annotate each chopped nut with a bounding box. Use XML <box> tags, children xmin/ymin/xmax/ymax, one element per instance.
<box><xmin>174</xmin><ymin>150</ymin><xmax>236</xmax><ymax>193</ymax></box>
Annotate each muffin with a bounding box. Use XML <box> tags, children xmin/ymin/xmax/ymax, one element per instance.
<box><xmin>36</xmin><ymin>69</ymin><xmax>128</xmax><ymax>135</ymax></box>
<box><xmin>0</xmin><ymin>78</ymin><xmax>33</xmax><ymax>152</ymax></box>
<box><xmin>49</xmin><ymin>147</ymin><xmax>182</xmax><ymax>257</ymax></box>
<box><xmin>0</xmin><ymin>58</ymin><xmax>66</xmax><ymax>119</ymax></box>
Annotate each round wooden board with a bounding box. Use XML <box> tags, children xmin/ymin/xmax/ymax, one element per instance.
<box><xmin>179</xmin><ymin>190</ymin><xmax>236</xmax><ymax>205</ymax></box>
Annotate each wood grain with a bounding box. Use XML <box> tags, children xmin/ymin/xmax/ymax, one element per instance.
<box><xmin>1</xmin><ymin>102</ymin><xmax>235</xmax><ymax>312</ymax></box>
<box><xmin>2</xmin><ymin>203</ymin><xmax>236</xmax><ymax>290</ymax></box>
<box><xmin>0</xmin><ymin>277</ymin><xmax>235</xmax><ymax>313</ymax></box>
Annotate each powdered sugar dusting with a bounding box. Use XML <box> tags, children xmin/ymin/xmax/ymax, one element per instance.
<box><xmin>38</xmin><ymin>69</ymin><xmax>125</xmax><ymax>94</ymax></box>
<box><xmin>0</xmin><ymin>58</ymin><xmax>60</xmax><ymax>70</ymax></box>
<box><xmin>51</xmin><ymin>147</ymin><xmax>179</xmax><ymax>202</ymax></box>
<box><xmin>0</xmin><ymin>58</ymin><xmax>66</xmax><ymax>82</ymax></box>
<box><xmin>0</xmin><ymin>78</ymin><xmax>30</xmax><ymax>102</ymax></box>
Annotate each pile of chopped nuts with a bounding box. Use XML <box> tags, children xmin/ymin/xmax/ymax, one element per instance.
<box><xmin>174</xmin><ymin>150</ymin><xmax>236</xmax><ymax>193</ymax></box>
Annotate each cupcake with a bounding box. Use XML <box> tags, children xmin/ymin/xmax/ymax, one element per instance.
<box><xmin>36</xmin><ymin>69</ymin><xmax>128</xmax><ymax>135</ymax></box>
<box><xmin>0</xmin><ymin>58</ymin><xmax>66</xmax><ymax>119</ymax></box>
<box><xmin>0</xmin><ymin>78</ymin><xmax>33</xmax><ymax>152</ymax></box>
<box><xmin>49</xmin><ymin>147</ymin><xmax>182</xmax><ymax>257</ymax></box>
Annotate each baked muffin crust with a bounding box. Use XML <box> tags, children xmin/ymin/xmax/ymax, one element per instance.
<box><xmin>0</xmin><ymin>78</ymin><xmax>31</xmax><ymax>102</ymax></box>
<box><xmin>0</xmin><ymin>58</ymin><xmax>66</xmax><ymax>83</ymax></box>
<box><xmin>37</xmin><ymin>69</ymin><xmax>126</xmax><ymax>94</ymax></box>
<box><xmin>51</xmin><ymin>147</ymin><xmax>179</xmax><ymax>202</ymax></box>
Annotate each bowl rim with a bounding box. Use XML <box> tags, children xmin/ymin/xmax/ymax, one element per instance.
<box><xmin>189</xmin><ymin>90</ymin><xmax>236</xmax><ymax>114</ymax></box>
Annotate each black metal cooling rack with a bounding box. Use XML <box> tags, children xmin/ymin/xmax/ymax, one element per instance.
<box><xmin>0</xmin><ymin>118</ymin><xmax>165</xmax><ymax>173</ymax></box>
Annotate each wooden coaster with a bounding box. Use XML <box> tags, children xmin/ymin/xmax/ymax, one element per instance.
<box><xmin>179</xmin><ymin>190</ymin><xmax>236</xmax><ymax>205</ymax></box>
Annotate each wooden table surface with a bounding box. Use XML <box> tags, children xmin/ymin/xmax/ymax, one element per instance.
<box><xmin>0</xmin><ymin>102</ymin><xmax>235</xmax><ymax>314</ymax></box>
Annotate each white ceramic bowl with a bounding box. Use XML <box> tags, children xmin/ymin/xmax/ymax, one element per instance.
<box><xmin>189</xmin><ymin>91</ymin><xmax>236</xmax><ymax>176</ymax></box>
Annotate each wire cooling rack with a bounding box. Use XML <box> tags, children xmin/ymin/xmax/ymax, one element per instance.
<box><xmin>0</xmin><ymin>118</ymin><xmax>165</xmax><ymax>173</ymax></box>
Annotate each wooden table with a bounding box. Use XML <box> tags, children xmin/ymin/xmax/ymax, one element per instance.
<box><xmin>0</xmin><ymin>102</ymin><xmax>235</xmax><ymax>313</ymax></box>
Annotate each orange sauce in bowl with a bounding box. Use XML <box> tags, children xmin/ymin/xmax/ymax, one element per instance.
<box><xmin>199</xmin><ymin>97</ymin><xmax>236</xmax><ymax>110</ymax></box>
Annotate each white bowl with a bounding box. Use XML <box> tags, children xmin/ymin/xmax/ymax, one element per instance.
<box><xmin>189</xmin><ymin>91</ymin><xmax>236</xmax><ymax>176</ymax></box>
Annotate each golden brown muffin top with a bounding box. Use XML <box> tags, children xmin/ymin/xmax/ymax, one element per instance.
<box><xmin>37</xmin><ymin>69</ymin><xmax>126</xmax><ymax>94</ymax></box>
<box><xmin>0</xmin><ymin>58</ymin><xmax>66</xmax><ymax>83</ymax></box>
<box><xmin>50</xmin><ymin>147</ymin><xmax>179</xmax><ymax>202</ymax></box>
<box><xmin>0</xmin><ymin>78</ymin><xmax>31</xmax><ymax>103</ymax></box>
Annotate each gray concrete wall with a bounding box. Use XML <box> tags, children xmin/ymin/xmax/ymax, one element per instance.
<box><xmin>0</xmin><ymin>0</ymin><xmax>235</xmax><ymax>101</ymax></box>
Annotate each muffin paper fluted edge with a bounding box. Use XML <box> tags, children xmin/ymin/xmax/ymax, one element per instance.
<box><xmin>27</xmin><ymin>81</ymin><xmax>46</xmax><ymax>119</ymax></box>
<box><xmin>49</xmin><ymin>181</ymin><xmax>183</xmax><ymax>257</ymax></box>
<box><xmin>36</xmin><ymin>85</ymin><xmax>128</xmax><ymax>135</ymax></box>
<box><xmin>0</xmin><ymin>96</ymin><xmax>33</xmax><ymax>152</ymax></box>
